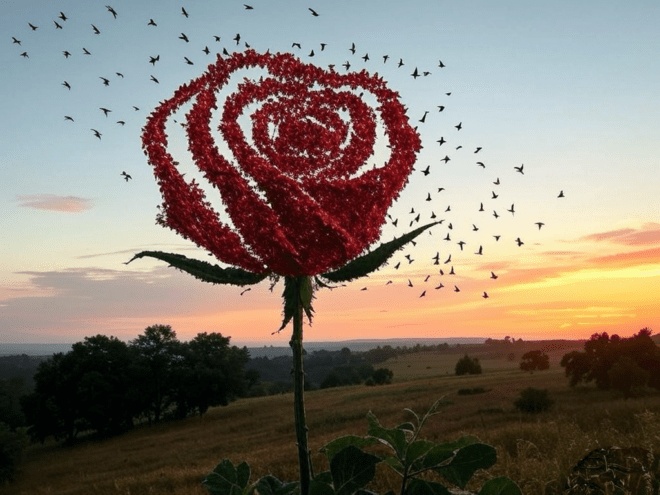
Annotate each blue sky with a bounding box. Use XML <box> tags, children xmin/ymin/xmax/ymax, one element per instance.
<box><xmin>1</xmin><ymin>0</ymin><xmax>659</xmax><ymax>345</ymax></box>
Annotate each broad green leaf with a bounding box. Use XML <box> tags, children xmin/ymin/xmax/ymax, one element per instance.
<box><xmin>330</xmin><ymin>445</ymin><xmax>380</xmax><ymax>495</ymax></box>
<box><xmin>435</xmin><ymin>443</ymin><xmax>497</xmax><ymax>489</ymax></box>
<box><xmin>253</xmin><ymin>475</ymin><xmax>299</xmax><ymax>495</ymax></box>
<box><xmin>382</xmin><ymin>455</ymin><xmax>405</xmax><ymax>472</ymax></box>
<box><xmin>320</xmin><ymin>222</ymin><xmax>440</xmax><ymax>282</ymax></box>
<box><xmin>366</xmin><ymin>411</ymin><xmax>408</xmax><ymax>459</ymax></box>
<box><xmin>414</xmin><ymin>437</ymin><xmax>482</xmax><ymax>472</ymax></box>
<box><xmin>404</xmin><ymin>440</ymin><xmax>436</xmax><ymax>465</ymax></box>
<box><xmin>126</xmin><ymin>251</ymin><xmax>268</xmax><ymax>286</ymax></box>
<box><xmin>309</xmin><ymin>477</ymin><xmax>335</xmax><ymax>495</ymax></box>
<box><xmin>478</xmin><ymin>477</ymin><xmax>522</xmax><ymax>495</ymax></box>
<box><xmin>202</xmin><ymin>460</ymin><xmax>244</xmax><ymax>495</ymax></box>
<box><xmin>236</xmin><ymin>462</ymin><xmax>251</xmax><ymax>490</ymax></box>
<box><xmin>404</xmin><ymin>479</ymin><xmax>452</xmax><ymax>495</ymax></box>
<box><xmin>321</xmin><ymin>435</ymin><xmax>380</xmax><ymax>462</ymax></box>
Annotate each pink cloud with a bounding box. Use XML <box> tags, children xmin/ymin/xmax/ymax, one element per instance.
<box><xmin>580</xmin><ymin>223</ymin><xmax>660</xmax><ymax>246</ymax></box>
<box><xmin>16</xmin><ymin>194</ymin><xmax>93</xmax><ymax>213</ymax></box>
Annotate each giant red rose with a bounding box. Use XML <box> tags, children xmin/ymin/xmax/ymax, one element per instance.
<box><xmin>142</xmin><ymin>50</ymin><xmax>421</xmax><ymax>276</ymax></box>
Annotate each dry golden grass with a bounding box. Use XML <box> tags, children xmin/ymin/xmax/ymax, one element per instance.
<box><xmin>6</xmin><ymin>348</ymin><xmax>660</xmax><ymax>495</ymax></box>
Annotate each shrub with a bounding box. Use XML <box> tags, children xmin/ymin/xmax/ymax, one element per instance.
<box><xmin>514</xmin><ymin>387</ymin><xmax>553</xmax><ymax>414</ymax></box>
<box><xmin>371</xmin><ymin>368</ymin><xmax>393</xmax><ymax>385</ymax></box>
<box><xmin>455</xmin><ymin>354</ymin><xmax>482</xmax><ymax>375</ymax></box>
<box><xmin>519</xmin><ymin>350</ymin><xmax>550</xmax><ymax>372</ymax></box>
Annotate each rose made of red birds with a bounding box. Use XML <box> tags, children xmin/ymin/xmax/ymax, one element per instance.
<box><xmin>142</xmin><ymin>50</ymin><xmax>421</xmax><ymax>277</ymax></box>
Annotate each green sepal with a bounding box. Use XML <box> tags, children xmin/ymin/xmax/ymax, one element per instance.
<box><xmin>278</xmin><ymin>276</ymin><xmax>314</xmax><ymax>332</ymax></box>
<box><xmin>320</xmin><ymin>222</ymin><xmax>440</xmax><ymax>283</ymax></box>
<box><xmin>125</xmin><ymin>251</ymin><xmax>268</xmax><ymax>286</ymax></box>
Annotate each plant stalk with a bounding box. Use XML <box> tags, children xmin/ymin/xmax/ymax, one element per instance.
<box><xmin>289</xmin><ymin>276</ymin><xmax>311</xmax><ymax>495</ymax></box>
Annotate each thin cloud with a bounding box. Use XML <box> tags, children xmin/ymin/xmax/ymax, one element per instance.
<box><xmin>580</xmin><ymin>223</ymin><xmax>660</xmax><ymax>246</ymax></box>
<box><xmin>16</xmin><ymin>194</ymin><xmax>93</xmax><ymax>213</ymax></box>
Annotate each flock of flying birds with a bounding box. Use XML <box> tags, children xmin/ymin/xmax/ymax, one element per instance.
<box><xmin>10</xmin><ymin>4</ymin><xmax>565</xmax><ymax>301</ymax></box>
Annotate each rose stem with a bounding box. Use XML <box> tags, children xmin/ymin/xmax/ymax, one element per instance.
<box><xmin>289</xmin><ymin>275</ymin><xmax>312</xmax><ymax>495</ymax></box>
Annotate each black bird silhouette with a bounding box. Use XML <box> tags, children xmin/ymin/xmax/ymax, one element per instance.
<box><xmin>64</xmin><ymin>116</ymin><xmax>74</xmax><ymax>122</ymax></box>
<box><xmin>233</xmin><ymin>33</ymin><xmax>240</xmax><ymax>44</ymax></box>
<box><xmin>475</xmin><ymin>245</ymin><xmax>483</xmax><ymax>255</ymax></box>
<box><xmin>240</xmin><ymin>288</ymin><xmax>251</xmax><ymax>295</ymax></box>
<box><xmin>454</xmin><ymin>286</ymin><xmax>460</xmax><ymax>292</ymax></box>
<box><xmin>421</xmin><ymin>165</ymin><xmax>430</xmax><ymax>176</ymax></box>
<box><xmin>309</xmin><ymin>49</ymin><xmax>314</xmax><ymax>57</ymax></box>
<box><xmin>490</xmin><ymin>271</ymin><xmax>498</xmax><ymax>279</ymax></box>
<box><xmin>116</xmin><ymin>72</ymin><xmax>123</xmax><ymax>77</ymax></box>
<box><xmin>386</xmin><ymin>280</ymin><xmax>392</xmax><ymax>285</ymax></box>
<box><xmin>455</xmin><ymin>122</ymin><xmax>462</xmax><ymax>130</ymax></box>
<box><xmin>479</xmin><ymin>203</ymin><xmax>484</xmax><ymax>212</ymax></box>
<box><xmin>100</xmin><ymin>107</ymin><xmax>111</xmax><ymax>116</ymax></box>
<box><xmin>419</xmin><ymin>111</ymin><xmax>428</xmax><ymax>123</ymax></box>
<box><xmin>203</xmin><ymin>46</ymin><xmax>210</xmax><ymax>54</ymax></box>
<box><xmin>59</xmin><ymin>12</ymin><xmax>68</xmax><ymax>21</ymax></box>
<box><xmin>493</xmin><ymin>235</ymin><xmax>500</xmax><ymax>241</ymax></box>
<box><xmin>423</xmin><ymin>71</ymin><xmax>431</xmax><ymax>76</ymax></box>
<box><xmin>444</xmin><ymin>254</ymin><xmax>451</xmax><ymax>264</ymax></box>
<box><xmin>493</xmin><ymin>210</ymin><xmax>499</xmax><ymax>219</ymax></box>
<box><xmin>28</xmin><ymin>23</ymin><xmax>38</xmax><ymax>31</ymax></box>
<box><xmin>83</xmin><ymin>47</ymin><xmax>91</xmax><ymax>55</ymax></box>
<box><xmin>397</xmin><ymin>58</ymin><xmax>404</xmax><ymax>67</ymax></box>
<box><xmin>475</xmin><ymin>147</ymin><xmax>482</xmax><ymax>153</ymax></box>
<box><xmin>382</xmin><ymin>54</ymin><xmax>389</xmax><ymax>63</ymax></box>
<box><xmin>472</xmin><ymin>224</ymin><xmax>479</xmax><ymax>231</ymax></box>
<box><xmin>214</xmin><ymin>36</ymin><xmax>221</xmax><ymax>42</ymax></box>
<box><xmin>457</xmin><ymin>241</ymin><xmax>465</xmax><ymax>251</ymax></box>
<box><xmin>515</xmin><ymin>237</ymin><xmax>524</xmax><ymax>246</ymax></box>
<box><xmin>477</xmin><ymin>161</ymin><xmax>485</xmax><ymax>168</ymax></box>
<box><xmin>437</xmin><ymin>105</ymin><xmax>445</xmax><ymax>112</ymax></box>
<box><xmin>150</xmin><ymin>75</ymin><xmax>159</xmax><ymax>83</ymax></box>
<box><xmin>507</xmin><ymin>204</ymin><xmax>515</xmax><ymax>215</ymax></box>
<box><xmin>181</xmin><ymin>7</ymin><xmax>189</xmax><ymax>17</ymax></box>
<box><xmin>437</xmin><ymin>187</ymin><xmax>445</xmax><ymax>192</ymax></box>
<box><xmin>223</xmin><ymin>48</ymin><xmax>230</xmax><ymax>55</ymax></box>
<box><xmin>320</xmin><ymin>43</ymin><xmax>326</xmax><ymax>50</ymax></box>
<box><xmin>342</xmin><ymin>61</ymin><xmax>350</xmax><ymax>70</ymax></box>
<box><xmin>148</xmin><ymin>19</ymin><xmax>157</xmax><ymax>26</ymax></box>
<box><xmin>20</xmin><ymin>52</ymin><xmax>29</xmax><ymax>58</ymax></box>
<box><xmin>91</xmin><ymin>129</ymin><xmax>102</xmax><ymax>139</ymax></box>
<box><xmin>493</xmin><ymin>177</ymin><xmax>500</xmax><ymax>185</ymax></box>
<box><xmin>394</xmin><ymin>262</ymin><xmax>400</xmax><ymax>269</ymax></box>
<box><xmin>100</xmin><ymin>77</ymin><xmax>110</xmax><ymax>86</ymax></box>
<box><xmin>106</xmin><ymin>6</ymin><xmax>117</xmax><ymax>18</ymax></box>
<box><xmin>449</xmin><ymin>266</ymin><xmax>455</xmax><ymax>275</ymax></box>
<box><xmin>54</xmin><ymin>21</ymin><xmax>63</xmax><ymax>29</ymax></box>
<box><xmin>92</xmin><ymin>24</ymin><xmax>100</xmax><ymax>34</ymax></box>
<box><xmin>411</xmin><ymin>67</ymin><xmax>419</xmax><ymax>79</ymax></box>
<box><xmin>535</xmin><ymin>222</ymin><xmax>545</xmax><ymax>230</ymax></box>
<box><xmin>133</xmin><ymin>106</ymin><xmax>139</xmax><ymax>111</ymax></box>
<box><xmin>62</xmin><ymin>81</ymin><xmax>71</xmax><ymax>89</ymax></box>
<box><xmin>309</xmin><ymin>8</ymin><xmax>319</xmax><ymax>16</ymax></box>
<box><xmin>61</xmin><ymin>50</ymin><xmax>71</xmax><ymax>58</ymax></box>
<box><xmin>482</xmin><ymin>292</ymin><xmax>489</xmax><ymax>299</ymax></box>
<box><xmin>426</xmin><ymin>193</ymin><xmax>431</xmax><ymax>202</ymax></box>
<box><xmin>444</xmin><ymin>234</ymin><xmax>450</xmax><ymax>241</ymax></box>
<box><xmin>420</xmin><ymin>291</ymin><xmax>426</xmax><ymax>298</ymax></box>
<box><xmin>184</xmin><ymin>56</ymin><xmax>193</xmax><ymax>65</ymax></box>
<box><xmin>408</xmin><ymin>279</ymin><xmax>413</xmax><ymax>287</ymax></box>
<box><xmin>491</xmin><ymin>191</ymin><xmax>498</xmax><ymax>199</ymax></box>
<box><xmin>117</xmin><ymin>121</ymin><xmax>125</xmax><ymax>125</ymax></box>
<box><xmin>438</xmin><ymin>60</ymin><xmax>445</xmax><ymax>68</ymax></box>
<box><xmin>292</xmin><ymin>42</ymin><xmax>301</xmax><ymax>49</ymax></box>
<box><xmin>12</xmin><ymin>37</ymin><xmax>21</xmax><ymax>45</ymax></box>
<box><xmin>180</xmin><ymin>33</ymin><xmax>189</xmax><ymax>42</ymax></box>
<box><xmin>435</xmin><ymin>283</ymin><xmax>444</xmax><ymax>289</ymax></box>
<box><xmin>362</xmin><ymin>53</ymin><xmax>369</xmax><ymax>61</ymax></box>
<box><xmin>149</xmin><ymin>55</ymin><xmax>160</xmax><ymax>65</ymax></box>
<box><xmin>437</xmin><ymin>136</ymin><xmax>446</xmax><ymax>146</ymax></box>
<box><xmin>441</xmin><ymin>156</ymin><xmax>450</xmax><ymax>163</ymax></box>
<box><xmin>244</xmin><ymin>4</ymin><xmax>253</xmax><ymax>9</ymax></box>
<box><xmin>558</xmin><ymin>190</ymin><xmax>565</xmax><ymax>198</ymax></box>
<box><xmin>121</xmin><ymin>171</ymin><xmax>131</xmax><ymax>181</ymax></box>
<box><xmin>514</xmin><ymin>164</ymin><xmax>524</xmax><ymax>174</ymax></box>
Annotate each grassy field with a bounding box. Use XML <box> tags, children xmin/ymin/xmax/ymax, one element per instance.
<box><xmin>6</xmin><ymin>345</ymin><xmax>660</xmax><ymax>495</ymax></box>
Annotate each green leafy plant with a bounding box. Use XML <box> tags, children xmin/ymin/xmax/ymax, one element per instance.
<box><xmin>203</xmin><ymin>400</ymin><xmax>521</xmax><ymax>495</ymax></box>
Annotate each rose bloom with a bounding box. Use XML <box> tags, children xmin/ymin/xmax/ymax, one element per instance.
<box><xmin>142</xmin><ymin>50</ymin><xmax>421</xmax><ymax>277</ymax></box>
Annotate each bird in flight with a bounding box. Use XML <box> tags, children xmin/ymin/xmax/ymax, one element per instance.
<box><xmin>411</xmin><ymin>67</ymin><xmax>420</xmax><ymax>79</ymax></box>
<box><xmin>64</xmin><ymin>116</ymin><xmax>74</xmax><ymax>122</ymax></box>
<box><xmin>475</xmin><ymin>245</ymin><xmax>483</xmax><ymax>255</ymax></box>
<box><xmin>507</xmin><ymin>204</ymin><xmax>515</xmax><ymax>215</ymax></box>
<box><xmin>106</xmin><ymin>6</ymin><xmax>118</xmax><ymax>18</ymax></box>
<box><xmin>28</xmin><ymin>23</ymin><xmax>38</xmax><ymax>31</ymax></box>
<box><xmin>493</xmin><ymin>177</ymin><xmax>500</xmax><ymax>185</ymax></box>
<box><xmin>475</xmin><ymin>147</ymin><xmax>482</xmax><ymax>153</ymax></box>
<box><xmin>419</xmin><ymin>111</ymin><xmax>429</xmax><ymax>123</ymax></box>
<box><xmin>62</xmin><ymin>50</ymin><xmax>71</xmax><ymax>58</ymax></box>
<box><xmin>62</xmin><ymin>81</ymin><xmax>71</xmax><ymax>90</ymax></box>
<box><xmin>240</xmin><ymin>288</ymin><xmax>251</xmax><ymax>295</ymax></box>
<box><xmin>244</xmin><ymin>4</ymin><xmax>253</xmax><ymax>9</ymax></box>
<box><xmin>54</xmin><ymin>21</ymin><xmax>63</xmax><ymax>29</ymax></box>
<box><xmin>180</xmin><ymin>33</ymin><xmax>189</xmax><ymax>42</ymax></box>
<box><xmin>150</xmin><ymin>75</ymin><xmax>159</xmax><ymax>83</ymax></box>
<box><xmin>148</xmin><ymin>19</ymin><xmax>157</xmax><ymax>26</ymax></box>
<box><xmin>420</xmin><ymin>165</ymin><xmax>430</xmax><ymax>176</ymax></box>
<box><xmin>477</xmin><ymin>161</ymin><xmax>485</xmax><ymax>168</ymax></box>
<box><xmin>83</xmin><ymin>47</ymin><xmax>91</xmax><ymax>55</ymax></box>
<box><xmin>234</xmin><ymin>33</ymin><xmax>241</xmax><ymax>44</ymax></box>
<box><xmin>20</xmin><ymin>52</ymin><xmax>29</xmax><ymax>58</ymax></box>
<box><xmin>12</xmin><ymin>37</ymin><xmax>21</xmax><ymax>45</ymax></box>
<box><xmin>514</xmin><ymin>164</ymin><xmax>524</xmax><ymax>174</ymax></box>
<box><xmin>515</xmin><ymin>237</ymin><xmax>524</xmax><ymax>246</ymax></box>
<box><xmin>490</xmin><ymin>271</ymin><xmax>498</xmax><ymax>280</ymax></box>
<box><xmin>419</xmin><ymin>290</ymin><xmax>426</xmax><ymax>298</ymax></box>
<box><xmin>181</xmin><ymin>7</ymin><xmax>189</xmax><ymax>17</ymax></box>
<box><xmin>437</xmin><ymin>136</ymin><xmax>446</xmax><ymax>146</ymax></box>
<box><xmin>92</xmin><ymin>24</ymin><xmax>100</xmax><ymax>34</ymax></box>
<box><xmin>558</xmin><ymin>190</ymin><xmax>565</xmax><ymax>198</ymax></box>
<box><xmin>100</xmin><ymin>77</ymin><xmax>110</xmax><ymax>86</ymax></box>
<box><xmin>149</xmin><ymin>55</ymin><xmax>160</xmax><ymax>65</ymax></box>
<box><xmin>184</xmin><ymin>56</ymin><xmax>193</xmax><ymax>65</ymax></box>
<box><xmin>535</xmin><ymin>222</ymin><xmax>545</xmax><ymax>230</ymax></box>
<box><xmin>100</xmin><ymin>107</ymin><xmax>112</xmax><ymax>116</ymax></box>
<box><xmin>91</xmin><ymin>129</ymin><xmax>102</xmax><ymax>139</ymax></box>
<box><xmin>482</xmin><ymin>292</ymin><xmax>489</xmax><ymax>299</ymax></box>
<box><xmin>309</xmin><ymin>7</ymin><xmax>319</xmax><ymax>16</ymax></box>
<box><xmin>121</xmin><ymin>171</ymin><xmax>132</xmax><ymax>181</ymax></box>
<box><xmin>59</xmin><ymin>12</ymin><xmax>68</xmax><ymax>21</ymax></box>
<box><xmin>455</xmin><ymin>122</ymin><xmax>462</xmax><ymax>130</ymax></box>
<box><xmin>398</xmin><ymin>58</ymin><xmax>404</xmax><ymax>67</ymax></box>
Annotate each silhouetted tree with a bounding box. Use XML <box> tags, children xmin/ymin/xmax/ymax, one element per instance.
<box><xmin>455</xmin><ymin>354</ymin><xmax>482</xmax><ymax>375</ymax></box>
<box><xmin>608</xmin><ymin>356</ymin><xmax>649</xmax><ymax>398</ymax></box>
<box><xmin>520</xmin><ymin>350</ymin><xmax>550</xmax><ymax>372</ymax></box>
<box><xmin>371</xmin><ymin>368</ymin><xmax>394</xmax><ymax>385</ymax></box>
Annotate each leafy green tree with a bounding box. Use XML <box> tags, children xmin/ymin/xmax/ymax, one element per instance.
<box><xmin>371</xmin><ymin>368</ymin><xmax>393</xmax><ymax>385</ymax></box>
<box><xmin>129</xmin><ymin>324</ymin><xmax>184</xmax><ymax>423</ymax></box>
<box><xmin>608</xmin><ymin>356</ymin><xmax>649</xmax><ymax>398</ymax></box>
<box><xmin>519</xmin><ymin>350</ymin><xmax>550</xmax><ymax>372</ymax></box>
<box><xmin>455</xmin><ymin>354</ymin><xmax>482</xmax><ymax>375</ymax></box>
<box><xmin>174</xmin><ymin>332</ymin><xmax>250</xmax><ymax>417</ymax></box>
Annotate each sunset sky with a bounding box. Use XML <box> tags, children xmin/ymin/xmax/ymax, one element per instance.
<box><xmin>2</xmin><ymin>0</ymin><xmax>659</xmax><ymax>347</ymax></box>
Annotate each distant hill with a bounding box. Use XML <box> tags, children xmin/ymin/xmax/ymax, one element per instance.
<box><xmin>0</xmin><ymin>343</ymin><xmax>74</xmax><ymax>356</ymax></box>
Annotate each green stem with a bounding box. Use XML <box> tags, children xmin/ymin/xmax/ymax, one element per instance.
<box><xmin>288</xmin><ymin>276</ymin><xmax>311</xmax><ymax>495</ymax></box>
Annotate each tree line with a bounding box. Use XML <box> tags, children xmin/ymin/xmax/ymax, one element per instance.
<box><xmin>19</xmin><ymin>325</ymin><xmax>252</xmax><ymax>444</ymax></box>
